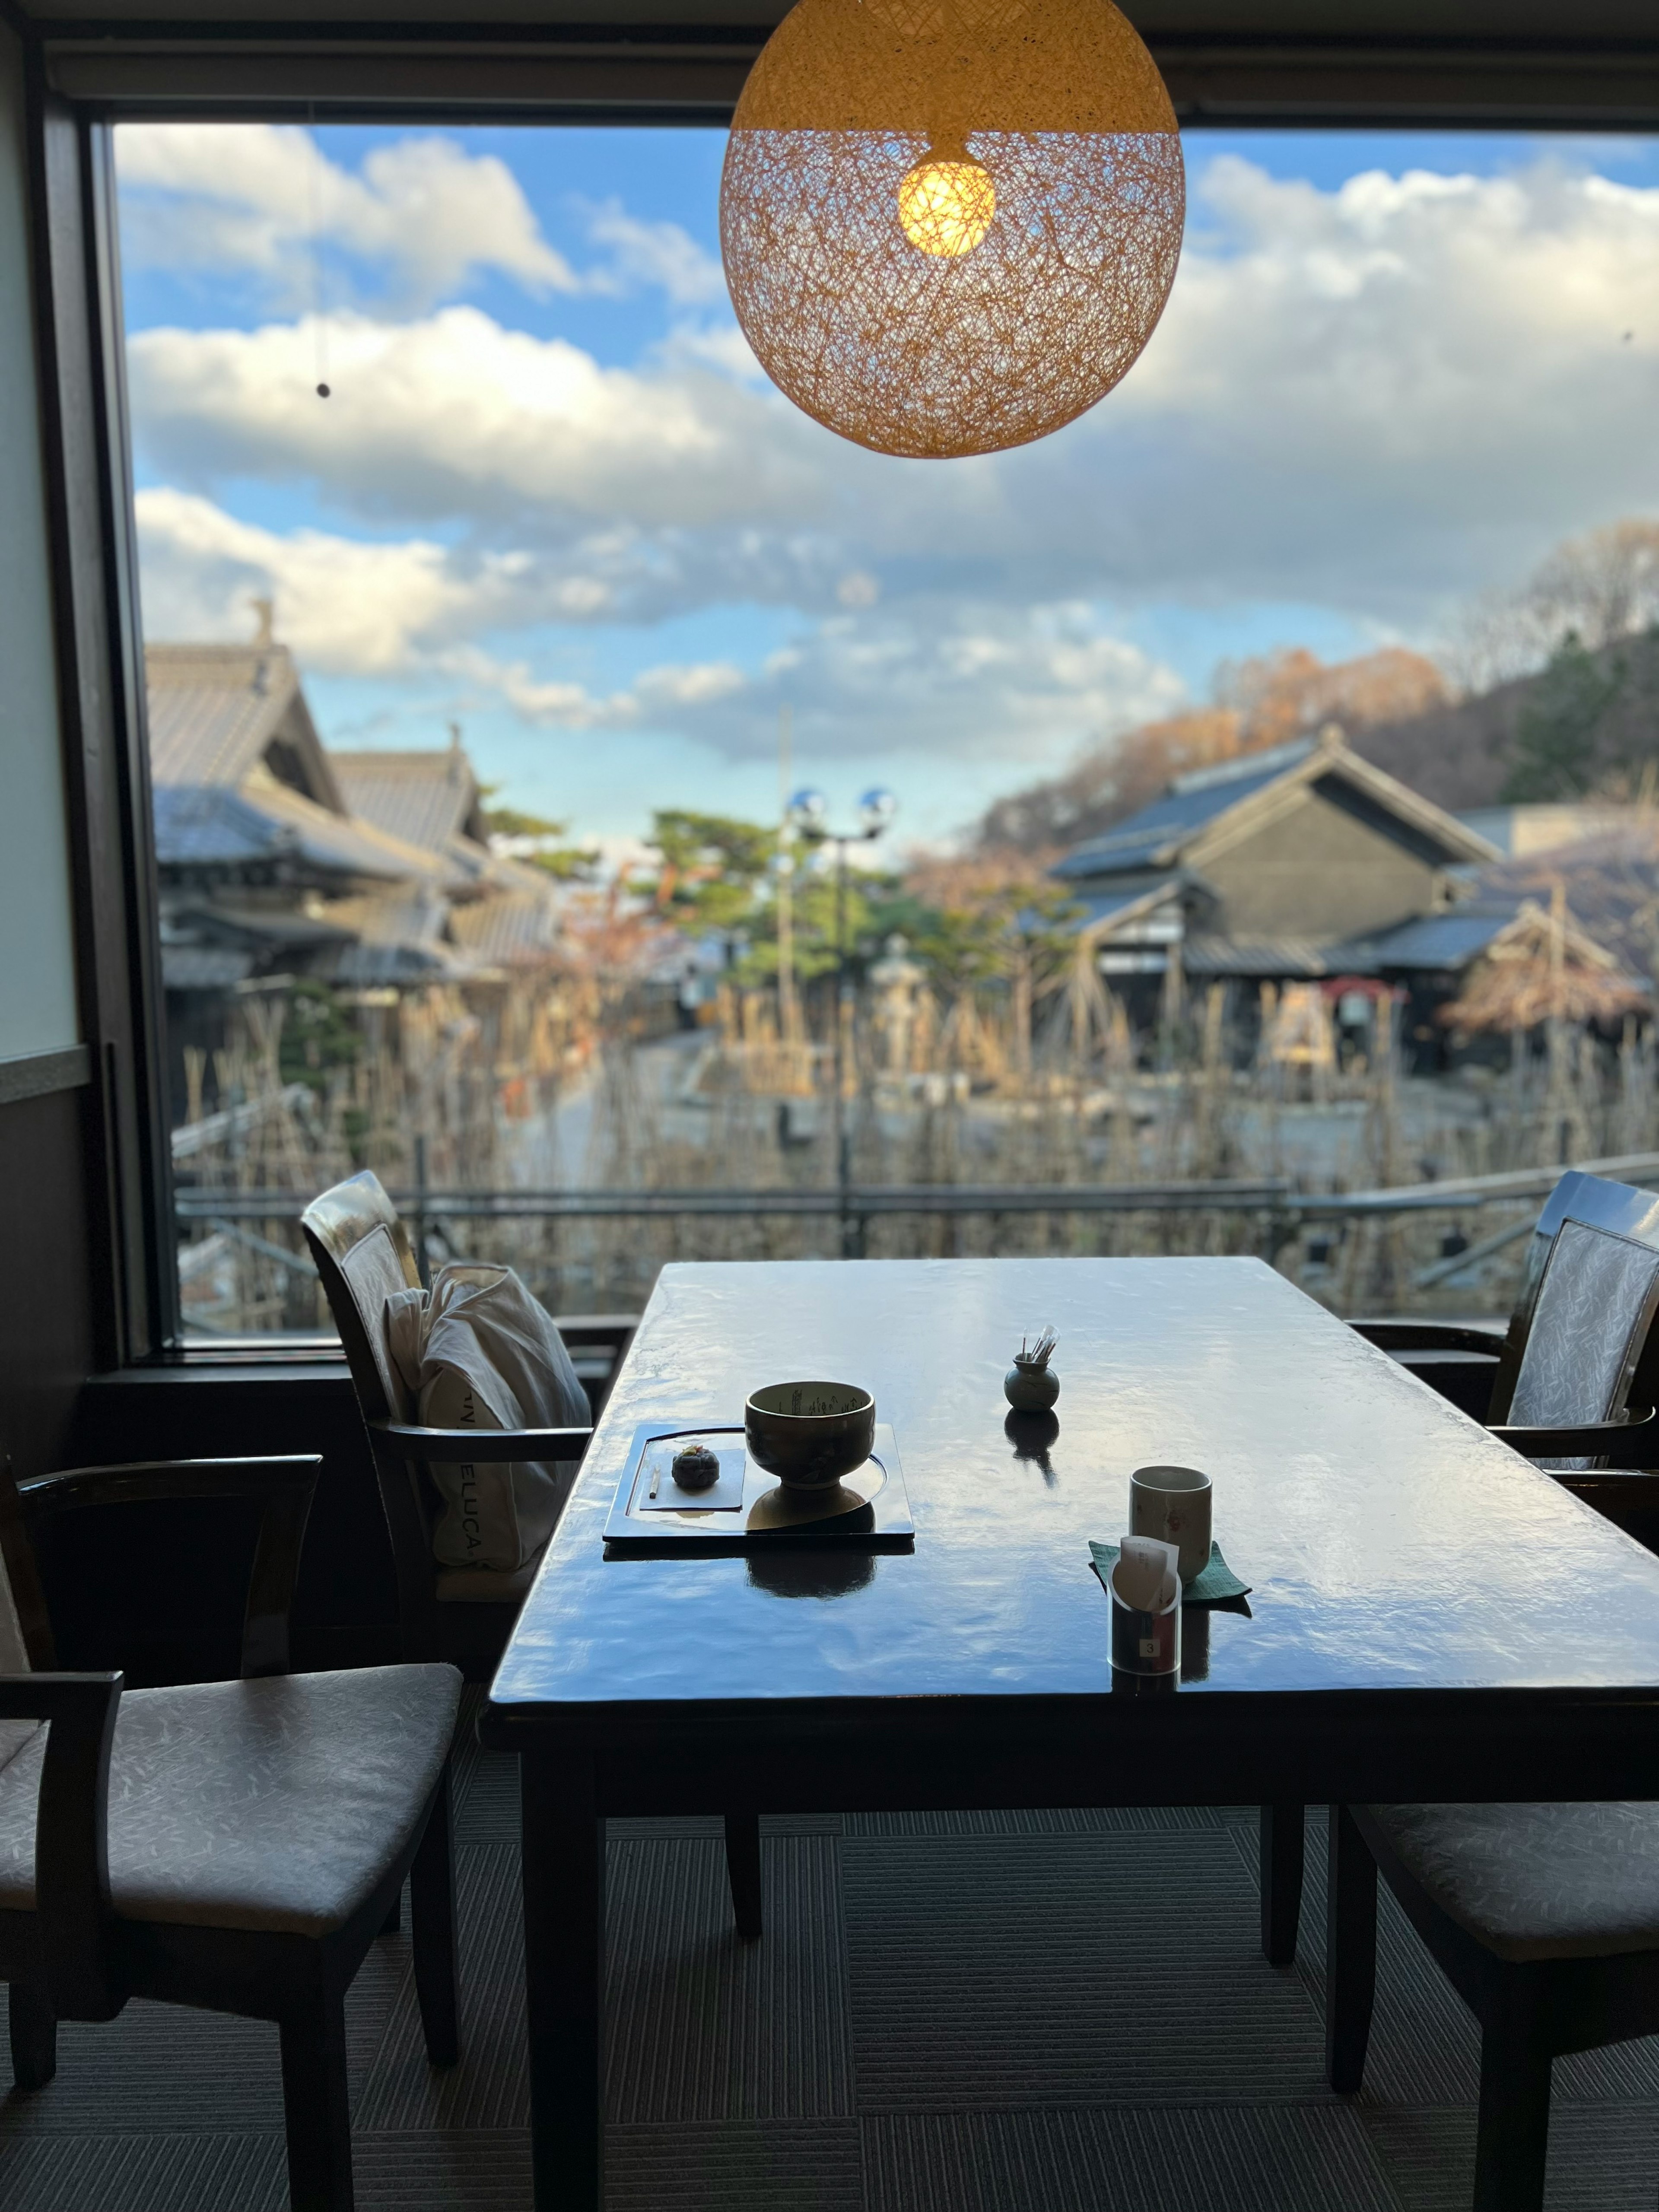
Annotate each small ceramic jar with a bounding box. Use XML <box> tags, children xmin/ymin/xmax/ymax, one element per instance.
<box><xmin>1004</xmin><ymin>1357</ymin><xmax>1060</xmax><ymax>1412</ymax></box>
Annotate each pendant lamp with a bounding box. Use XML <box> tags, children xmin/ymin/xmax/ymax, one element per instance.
<box><xmin>719</xmin><ymin>0</ymin><xmax>1185</xmax><ymax>461</ymax></box>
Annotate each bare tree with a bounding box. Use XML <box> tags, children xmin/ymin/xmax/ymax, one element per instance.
<box><xmin>1453</xmin><ymin>519</ymin><xmax>1659</xmax><ymax>691</ymax></box>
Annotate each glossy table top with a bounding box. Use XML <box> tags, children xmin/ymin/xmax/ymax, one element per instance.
<box><xmin>489</xmin><ymin>1257</ymin><xmax>1659</xmax><ymax>1727</ymax></box>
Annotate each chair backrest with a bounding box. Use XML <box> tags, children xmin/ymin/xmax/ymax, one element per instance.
<box><xmin>300</xmin><ymin>1171</ymin><xmax>421</xmax><ymax>1425</ymax></box>
<box><xmin>0</xmin><ymin>1475</ymin><xmax>43</xmax><ymax>1677</ymax></box>
<box><xmin>0</xmin><ymin>1466</ymin><xmax>53</xmax><ymax>1772</ymax></box>
<box><xmin>301</xmin><ymin>1173</ymin><xmax>439</xmax><ymax>1649</ymax></box>
<box><xmin>1489</xmin><ymin>1170</ymin><xmax>1659</xmax><ymax>1421</ymax></box>
<box><xmin>1507</xmin><ymin>1216</ymin><xmax>1659</xmax><ymax>1468</ymax></box>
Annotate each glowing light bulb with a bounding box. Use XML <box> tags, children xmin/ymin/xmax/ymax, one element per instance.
<box><xmin>897</xmin><ymin>146</ymin><xmax>995</xmax><ymax>258</ymax></box>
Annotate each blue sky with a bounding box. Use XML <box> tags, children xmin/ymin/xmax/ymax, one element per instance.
<box><xmin>115</xmin><ymin>121</ymin><xmax>1659</xmax><ymax>848</ymax></box>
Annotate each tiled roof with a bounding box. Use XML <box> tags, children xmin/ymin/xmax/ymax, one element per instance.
<box><xmin>146</xmin><ymin>645</ymin><xmax>298</xmax><ymax>788</ymax></box>
<box><xmin>1052</xmin><ymin>748</ymin><xmax>1310</xmax><ymax>880</ymax></box>
<box><xmin>1067</xmin><ymin>880</ymin><xmax>1182</xmax><ymax>932</ymax></box>
<box><xmin>448</xmin><ymin>888</ymin><xmax>563</xmax><ymax>968</ymax></box>
<box><xmin>254</xmin><ymin>779</ymin><xmax>462</xmax><ymax>887</ymax></box>
<box><xmin>319</xmin><ymin>885</ymin><xmax>459</xmax><ymax>985</ymax></box>
<box><xmin>1335</xmin><ymin>908</ymin><xmax>1519</xmax><ymax>975</ymax></box>
<box><xmin>154</xmin><ymin>777</ymin><xmax>462</xmax><ymax>888</ymax></box>
<box><xmin>153</xmin><ymin>786</ymin><xmax>296</xmax><ymax>870</ymax></box>
<box><xmin>160</xmin><ymin>946</ymin><xmax>255</xmax><ymax>992</ymax></box>
<box><xmin>1182</xmin><ymin>936</ymin><xmax>1333</xmax><ymax>977</ymax></box>
<box><xmin>331</xmin><ymin>748</ymin><xmax>486</xmax><ymax>857</ymax></box>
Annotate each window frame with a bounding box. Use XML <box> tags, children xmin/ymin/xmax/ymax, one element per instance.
<box><xmin>20</xmin><ymin>13</ymin><xmax>1659</xmax><ymax>1364</ymax></box>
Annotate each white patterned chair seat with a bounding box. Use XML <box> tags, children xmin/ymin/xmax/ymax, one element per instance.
<box><xmin>1367</xmin><ymin>1800</ymin><xmax>1659</xmax><ymax>1964</ymax></box>
<box><xmin>0</xmin><ymin>1664</ymin><xmax>460</xmax><ymax>1936</ymax></box>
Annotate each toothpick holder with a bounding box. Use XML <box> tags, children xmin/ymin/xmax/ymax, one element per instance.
<box><xmin>1109</xmin><ymin>1557</ymin><xmax>1182</xmax><ymax>1677</ymax></box>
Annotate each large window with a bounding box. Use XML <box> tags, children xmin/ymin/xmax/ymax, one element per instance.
<box><xmin>115</xmin><ymin>120</ymin><xmax>1659</xmax><ymax>1335</ymax></box>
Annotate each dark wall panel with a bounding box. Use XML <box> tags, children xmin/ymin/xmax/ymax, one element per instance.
<box><xmin>0</xmin><ymin>1082</ymin><xmax>94</xmax><ymax>1481</ymax></box>
<box><xmin>67</xmin><ymin>1363</ymin><xmax>399</xmax><ymax>1680</ymax></box>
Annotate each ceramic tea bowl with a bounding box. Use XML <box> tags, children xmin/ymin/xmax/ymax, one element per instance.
<box><xmin>744</xmin><ymin>1381</ymin><xmax>875</xmax><ymax>1491</ymax></box>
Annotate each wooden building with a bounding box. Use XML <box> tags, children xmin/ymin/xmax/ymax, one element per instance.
<box><xmin>149</xmin><ymin>641</ymin><xmax>567</xmax><ymax>1126</ymax></box>
<box><xmin>1051</xmin><ymin>727</ymin><xmax>1499</xmax><ymax>1001</ymax></box>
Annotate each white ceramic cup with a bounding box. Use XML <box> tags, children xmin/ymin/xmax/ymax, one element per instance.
<box><xmin>1129</xmin><ymin>1465</ymin><xmax>1213</xmax><ymax>1585</ymax></box>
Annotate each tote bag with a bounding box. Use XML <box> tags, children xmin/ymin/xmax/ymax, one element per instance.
<box><xmin>385</xmin><ymin>1262</ymin><xmax>589</xmax><ymax>1571</ymax></box>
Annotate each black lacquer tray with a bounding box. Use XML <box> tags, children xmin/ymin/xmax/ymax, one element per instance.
<box><xmin>603</xmin><ymin>1422</ymin><xmax>914</xmax><ymax>1551</ymax></box>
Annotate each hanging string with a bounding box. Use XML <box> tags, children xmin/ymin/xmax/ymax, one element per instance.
<box><xmin>308</xmin><ymin>102</ymin><xmax>331</xmax><ymax>398</ymax></box>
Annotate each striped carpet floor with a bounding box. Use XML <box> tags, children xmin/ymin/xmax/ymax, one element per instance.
<box><xmin>2</xmin><ymin>1694</ymin><xmax>1656</xmax><ymax>2210</ymax></box>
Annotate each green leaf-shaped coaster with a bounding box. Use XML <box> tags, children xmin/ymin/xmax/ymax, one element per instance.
<box><xmin>1089</xmin><ymin>1539</ymin><xmax>1252</xmax><ymax>1605</ymax></box>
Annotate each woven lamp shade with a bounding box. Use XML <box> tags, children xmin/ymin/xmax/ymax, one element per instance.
<box><xmin>720</xmin><ymin>0</ymin><xmax>1185</xmax><ymax>460</ymax></box>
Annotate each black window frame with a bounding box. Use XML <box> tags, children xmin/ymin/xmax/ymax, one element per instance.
<box><xmin>18</xmin><ymin>7</ymin><xmax>1659</xmax><ymax>1368</ymax></box>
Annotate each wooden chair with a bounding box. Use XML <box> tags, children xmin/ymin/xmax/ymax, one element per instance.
<box><xmin>300</xmin><ymin>1171</ymin><xmax>596</xmax><ymax>1680</ymax></box>
<box><xmin>1349</xmin><ymin>1167</ymin><xmax>1659</xmax><ymax>1427</ymax></box>
<box><xmin>0</xmin><ymin>1451</ymin><xmax>461</xmax><ymax>2212</ymax></box>
<box><xmin>301</xmin><ymin>1170</ymin><xmax>763</xmax><ymax>1939</ymax></box>
<box><xmin>1327</xmin><ymin>1798</ymin><xmax>1659</xmax><ymax>2212</ymax></box>
<box><xmin>1262</xmin><ymin>1182</ymin><xmax>1659</xmax><ymax>1972</ymax></box>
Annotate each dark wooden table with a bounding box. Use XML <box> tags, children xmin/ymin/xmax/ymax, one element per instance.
<box><xmin>483</xmin><ymin>1255</ymin><xmax>1659</xmax><ymax>2210</ymax></box>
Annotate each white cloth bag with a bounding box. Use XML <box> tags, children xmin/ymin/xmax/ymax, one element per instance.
<box><xmin>385</xmin><ymin>1262</ymin><xmax>590</xmax><ymax>1572</ymax></box>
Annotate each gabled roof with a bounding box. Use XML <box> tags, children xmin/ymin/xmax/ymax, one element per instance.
<box><xmin>1183</xmin><ymin>936</ymin><xmax>1332</xmax><ymax>978</ymax></box>
<box><xmin>1335</xmin><ymin>909</ymin><xmax>1520</xmax><ymax>976</ymax></box>
<box><xmin>320</xmin><ymin>885</ymin><xmax>460</xmax><ymax>985</ymax></box>
<box><xmin>146</xmin><ymin>643</ymin><xmax>346</xmax><ymax>814</ymax></box>
<box><xmin>1052</xmin><ymin>732</ymin><xmax>1499</xmax><ymax>887</ymax></box>
<box><xmin>154</xmin><ymin>774</ymin><xmax>464</xmax><ymax>889</ymax></box>
<box><xmin>448</xmin><ymin>888</ymin><xmax>564</xmax><ymax>969</ymax></box>
<box><xmin>1337</xmin><ymin>894</ymin><xmax>1639</xmax><ymax>984</ymax></box>
<box><xmin>331</xmin><ymin>741</ymin><xmax>490</xmax><ymax>858</ymax></box>
<box><xmin>1067</xmin><ymin>876</ymin><xmax>1186</xmax><ymax>938</ymax></box>
<box><xmin>1053</xmin><ymin>744</ymin><xmax>1307</xmax><ymax>880</ymax></box>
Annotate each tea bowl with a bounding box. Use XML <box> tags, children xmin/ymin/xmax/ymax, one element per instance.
<box><xmin>744</xmin><ymin>1381</ymin><xmax>876</xmax><ymax>1491</ymax></box>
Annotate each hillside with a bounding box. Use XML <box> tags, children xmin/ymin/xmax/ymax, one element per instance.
<box><xmin>1316</xmin><ymin>630</ymin><xmax>1659</xmax><ymax>811</ymax></box>
<box><xmin>976</xmin><ymin>630</ymin><xmax>1659</xmax><ymax>853</ymax></box>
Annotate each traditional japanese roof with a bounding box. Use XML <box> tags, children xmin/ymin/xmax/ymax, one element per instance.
<box><xmin>1053</xmin><ymin>749</ymin><xmax>1302</xmax><ymax>880</ymax></box>
<box><xmin>318</xmin><ymin>885</ymin><xmax>460</xmax><ymax>985</ymax></box>
<box><xmin>1437</xmin><ymin>900</ymin><xmax>1650</xmax><ymax>1032</ymax></box>
<box><xmin>146</xmin><ymin>643</ymin><xmax>346</xmax><ymax>813</ymax></box>
<box><xmin>159</xmin><ymin>946</ymin><xmax>255</xmax><ymax>992</ymax></box>
<box><xmin>331</xmin><ymin>741</ymin><xmax>490</xmax><ymax>858</ymax></box>
<box><xmin>153</xmin><ymin>775</ymin><xmax>459</xmax><ymax>889</ymax></box>
<box><xmin>1335</xmin><ymin>908</ymin><xmax>1520</xmax><ymax>976</ymax></box>
<box><xmin>1065</xmin><ymin>877</ymin><xmax>1185</xmax><ymax>935</ymax></box>
<box><xmin>1182</xmin><ymin>937</ymin><xmax>1332</xmax><ymax>978</ymax></box>
<box><xmin>448</xmin><ymin>888</ymin><xmax>564</xmax><ymax>969</ymax></box>
<box><xmin>148</xmin><ymin>638</ymin><xmax>563</xmax><ymax>988</ymax></box>
<box><xmin>1052</xmin><ymin>732</ymin><xmax>1497</xmax><ymax>889</ymax></box>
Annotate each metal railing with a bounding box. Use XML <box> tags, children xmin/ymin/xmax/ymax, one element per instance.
<box><xmin>174</xmin><ymin>1150</ymin><xmax>1659</xmax><ymax>1284</ymax></box>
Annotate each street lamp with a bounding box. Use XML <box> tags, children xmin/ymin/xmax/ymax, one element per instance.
<box><xmin>786</xmin><ymin>786</ymin><xmax>898</xmax><ymax>1252</ymax></box>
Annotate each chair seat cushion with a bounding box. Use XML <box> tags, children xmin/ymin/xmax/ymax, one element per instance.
<box><xmin>1368</xmin><ymin>1800</ymin><xmax>1659</xmax><ymax>1964</ymax></box>
<box><xmin>0</xmin><ymin>1664</ymin><xmax>461</xmax><ymax>1938</ymax></box>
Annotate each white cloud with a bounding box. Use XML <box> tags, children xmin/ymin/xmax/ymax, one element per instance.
<box><xmin>1079</xmin><ymin>153</ymin><xmax>1659</xmax><ymax>610</ymax></box>
<box><xmin>127</xmin><ymin>306</ymin><xmax>830</xmax><ymax>533</ymax></box>
<box><xmin>579</xmin><ymin>198</ymin><xmax>728</xmax><ymax>305</ymax></box>
<box><xmin>117</xmin><ymin>124</ymin><xmax>576</xmax><ymax>309</ymax></box>
<box><xmin>725</xmin><ymin>602</ymin><xmax>1185</xmax><ymax>763</ymax></box>
<box><xmin>127</xmin><ymin>151</ymin><xmax>1659</xmax><ymax>632</ymax></box>
<box><xmin>455</xmin><ymin>600</ymin><xmax>1179</xmax><ymax>762</ymax></box>
<box><xmin>124</xmin><ymin>146</ymin><xmax>1659</xmax><ymax>790</ymax></box>
<box><xmin>117</xmin><ymin>126</ymin><xmax>737</xmax><ymax>320</ymax></box>
<box><xmin>445</xmin><ymin>645</ymin><xmax>746</xmax><ymax>729</ymax></box>
<box><xmin>135</xmin><ymin>486</ymin><xmax>596</xmax><ymax>672</ymax></box>
<box><xmin>135</xmin><ymin>484</ymin><xmax>1177</xmax><ymax>761</ymax></box>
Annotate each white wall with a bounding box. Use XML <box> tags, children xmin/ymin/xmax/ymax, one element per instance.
<box><xmin>0</xmin><ymin>24</ymin><xmax>79</xmax><ymax>1062</ymax></box>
